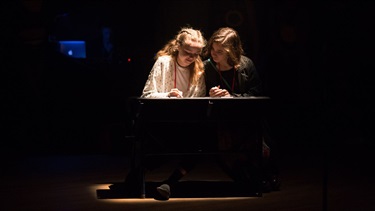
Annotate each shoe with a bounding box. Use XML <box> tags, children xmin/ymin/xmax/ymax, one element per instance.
<box><xmin>156</xmin><ymin>184</ymin><xmax>170</xmax><ymax>200</ymax></box>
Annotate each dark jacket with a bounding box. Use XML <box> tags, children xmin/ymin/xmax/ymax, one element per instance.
<box><xmin>203</xmin><ymin>55</ymin><xmax>262</xmax><ymax>97</ymax></box>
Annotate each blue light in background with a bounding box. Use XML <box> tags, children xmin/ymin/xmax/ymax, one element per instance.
<box><xmin>58</xmin><ymin>41</ymin><xmax>86</xmax><ymax>59</ymax></box>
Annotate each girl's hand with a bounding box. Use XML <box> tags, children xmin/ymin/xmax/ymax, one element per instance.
<box><xmin>209</xmin><ymin>86</ymin><xmax>230</xmax><ymax>97</ymax></box>
<box><xmin>168</xmin><ymin>88</ymin><xmax>183</xmax><ymax>98</ymax></box>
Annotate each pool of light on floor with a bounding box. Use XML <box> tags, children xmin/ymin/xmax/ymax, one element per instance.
<box><xmin>90</xmin><ymin>184</ymin><xmax>258</xmax><ymax>203</ymax></box>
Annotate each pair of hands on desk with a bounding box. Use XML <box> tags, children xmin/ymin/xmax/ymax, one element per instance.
<box><xmin>168</xmin><ymin>86</ymin><xmax>230</xmax><ymax>98</ymax></box>
<box><xmin>209</xmin><ymin>86</ymin><xmax>231</xmax><ymax>97</ymax></box>
<box><xmin>168</xmin><ymin>88</ymin><xmax>183</xmax><ymax>98</ymax></box>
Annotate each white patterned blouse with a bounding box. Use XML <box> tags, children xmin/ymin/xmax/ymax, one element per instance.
<box><xmin>141</xmin><ymin>55</ymin><xmax>206</xmax><ymax>98</ymax></box>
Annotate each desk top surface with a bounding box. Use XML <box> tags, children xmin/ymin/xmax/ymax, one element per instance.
<box><xmin>134</xmin><ymin>96</ymin><xmax>270</xmax><ymax>101</ymax></box>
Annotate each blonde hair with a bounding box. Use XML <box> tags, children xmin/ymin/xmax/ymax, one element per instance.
<box><xmin>203</xmin><ymin>27</ymin><xmax>244</xmax><ymax>70</ymax></box>
<box><xmin>155</xmin><ymin>27</ymin><xmax>206</xmax><ymax>85</ymax></box>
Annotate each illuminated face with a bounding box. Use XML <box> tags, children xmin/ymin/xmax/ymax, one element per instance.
<box><xmin>210</xmin><ymin>42</ymin><xmax>228</xmax><ymax>64</ymax></box>
<box><xmin>177</xmin><ymin>45</ymin><xmax>201</xmax><ymax>67</ymax></box>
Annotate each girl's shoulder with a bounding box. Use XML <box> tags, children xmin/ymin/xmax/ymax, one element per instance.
<box><xmin>156</xmin><ymin>55</ymin><xmax>173</xmax><ymax>63</ymax></box>
<box><xmin>240</xmin><ymin>55</ymin><xmax>252</xmax><ymax>63</ymax></box>
<box><xmin>240</xmin><ymin>55</ymin><xmax>254</xmax><ymax>67</ymax></box>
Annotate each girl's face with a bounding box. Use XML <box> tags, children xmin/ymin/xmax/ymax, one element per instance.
<box><xmin>210</xmin><ymin>42</ymin><xmax>228</xmax><ymax>64</ymax></box>
<box><xmin>177</xmin><ymin>45</ymin><xmax>201</xmax><ymax>67</ymax></box>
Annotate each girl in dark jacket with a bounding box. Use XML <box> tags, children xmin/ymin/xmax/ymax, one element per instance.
<box><xmin>203</xmin><ymin>27</ymin><xmax>280</xmax><ymax>192</ymax></box>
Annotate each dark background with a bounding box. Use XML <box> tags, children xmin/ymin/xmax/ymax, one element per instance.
<box><xmin>2</xmin><ymin>0</ymin><xmax>374</xmax><ymax>155</ymax></box>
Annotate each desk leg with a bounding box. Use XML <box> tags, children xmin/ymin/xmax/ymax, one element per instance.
<box><xmin>255</xmin><ymin>134</ymin><xmax>264</xmax><ymax>196</ymax></box>
<box><xmin>255</xmin><ymin>151</ymin><xmax>263</xmax><ymax>197</ymax></box>
<box><xmin>134</xmin><ymin>143</ymin><xmax>146</xmax><ymax>198</ymax></box>
<box><xmin>130</xmin><ymin>166</ymin><xmax>145</xmax><ymax>198</ymax></box>
<box><xmin>140</xmin><ymin>166</ymin><xmax>145</xmax><ymax>198</ymax></box>
<box><xmin>127</xmin><ymin>132</ymin><xmax>146</xmax><ymax>198</ymax></box>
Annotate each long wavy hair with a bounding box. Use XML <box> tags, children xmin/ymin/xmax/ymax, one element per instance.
<box><xmin>155</xmin><ymin>27</ymin><xmax>206</xmax><ymax>85</ymax></box>
<box><xmin>203</xmin><ymin>27</ymin><xmax>244</xmax><ymax>70</ymax></box>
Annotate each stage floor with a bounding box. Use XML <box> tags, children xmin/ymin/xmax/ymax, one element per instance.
<box><xmin>1</xmin><ymin>142</ymin><xmax>375</xmax><ymax>210</ymax></box>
